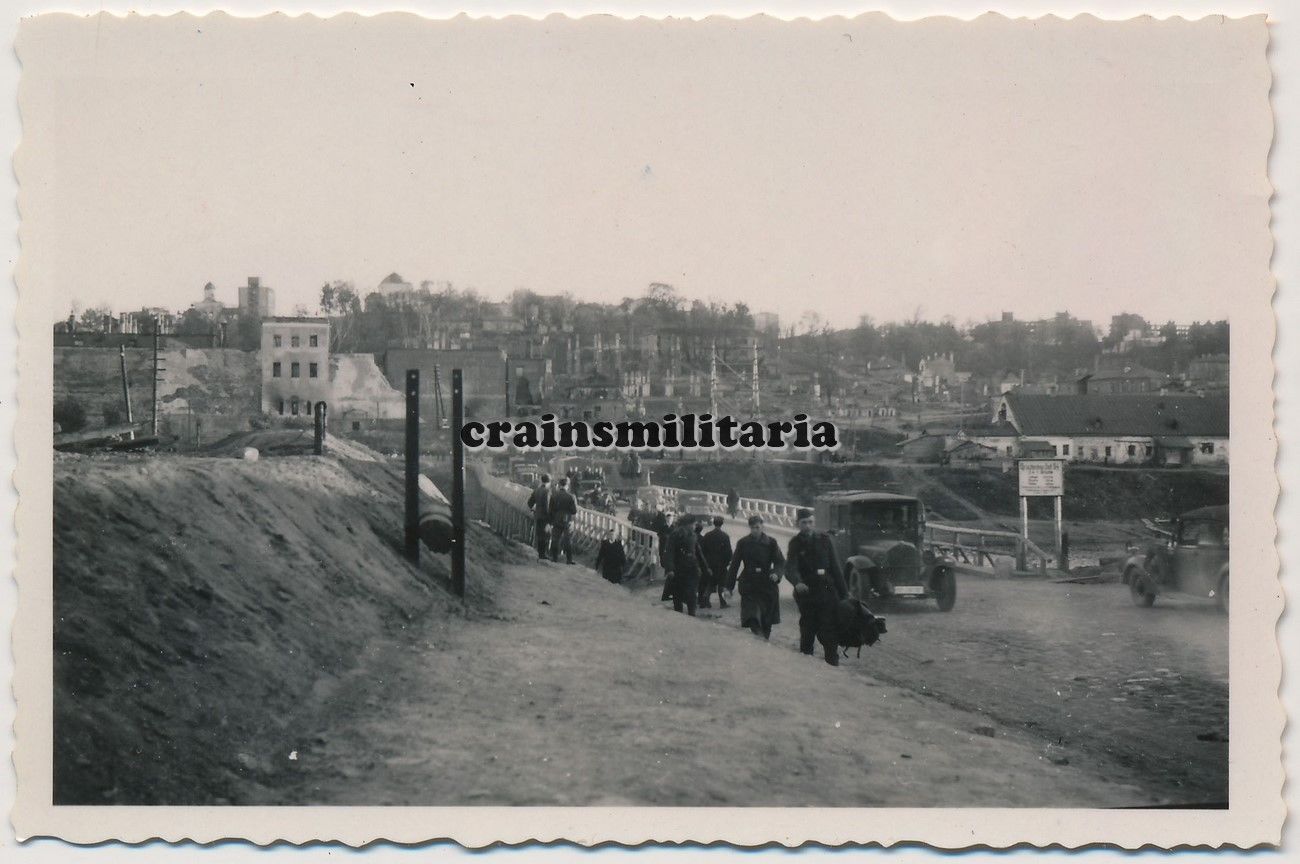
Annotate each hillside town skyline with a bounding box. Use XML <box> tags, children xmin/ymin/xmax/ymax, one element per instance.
<box><xmin>58</xmin><ymin>271</ymin><xmax>1234</xmax><ymax>340</ymax></box>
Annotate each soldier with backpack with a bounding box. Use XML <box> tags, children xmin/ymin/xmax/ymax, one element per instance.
<box><xmin>526</xmin><ymin>474</ymin><xmax>552</xmax><ymax>562</ymax></box>
<box><xmin>786</xmin><ymin>507</ymin><xmax>849</xmax><ymax>666</ymax></box>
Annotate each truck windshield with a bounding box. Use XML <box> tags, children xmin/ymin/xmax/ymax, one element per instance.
<box><xmin>851</xmin><ymin>502</ymin><xmax>915</xmax><ymax>537</ymax></box>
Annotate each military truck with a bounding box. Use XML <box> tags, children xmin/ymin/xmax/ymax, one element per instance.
<box><xmin>817</xmin><ymin>490</ymin><xmax>958</xmax><ymax>612</ymax></box>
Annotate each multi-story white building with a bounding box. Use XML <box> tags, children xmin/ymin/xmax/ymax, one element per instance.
<box><xmin>260</xmin><ymin>317</ymin><xmax>331</xmax><ymax>417</ymax></box>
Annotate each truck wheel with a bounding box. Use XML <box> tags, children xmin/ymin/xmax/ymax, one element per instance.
<box><xmin>1217</xmin><ymin>573</ymin><xmax>1229</xmax><ymax>615</ymax></box>
<box><xmin>1128</xmin><ymin>570</ymin><xmax>1156</xmax><ymax>607</ymax></box>
<box><xmin>933</xmin><ymin>569</ymin><xmax>956</xmax><ymax>612</ymax></box>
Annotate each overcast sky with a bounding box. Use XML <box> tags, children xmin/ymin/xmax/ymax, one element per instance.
<box><xmin>18</xmin><ymin>12</ymin><xmax>1270</xmax><ymax>329</ymax></box>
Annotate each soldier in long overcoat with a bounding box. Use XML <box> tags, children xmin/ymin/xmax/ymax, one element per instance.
<box><xmin>727</xmin><ymin>515</ymin><xmax>786</xmax><ymax>639</ymax></box>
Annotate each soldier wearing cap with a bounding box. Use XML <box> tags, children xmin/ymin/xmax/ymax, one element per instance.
<box><xmin>727</xmin><ymin>514</ymin><xmax>786</xmax><ymax>639</ymax></box>
<box><xmin>785</xmin><ymin>507</ymin><xmax>848</xmax><ymax>665</ymax></box>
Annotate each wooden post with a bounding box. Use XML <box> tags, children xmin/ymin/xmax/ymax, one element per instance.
<box><xmin>313</xmin><ymin>402</ymin><xmax>327</xmax><ymax>455</ymax></box>
<box><xmin>404</xmin><ymin>370</ymin><xmax>420</xmax><ymax>563</ymax></box>
<box><xmin>118</xmin><ymin>346</ymin><xmax>135</xmax><ymax>440</ymax></box>
<box><xmin>1017</xmin><ymin>496</ymin><xmax>1029</xmax><ymax>571</ymax></box>
<box><xmin>451</xmin><ymin>369</ymin><xmax>467</xmax><ymax>598</ymax></box>
<box><xmin>1054</xmin><ymin>495</ymin><xmax>1064</xmax><ymax>568</ymax></box>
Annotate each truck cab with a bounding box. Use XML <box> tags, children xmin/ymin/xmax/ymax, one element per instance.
<box><xmin>817</xmin><ymin>491</ymin><xmax>957</xmax><ymax>611</ymax></box>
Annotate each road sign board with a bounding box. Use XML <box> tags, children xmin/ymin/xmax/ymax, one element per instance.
<box><xmin>1019</xmin><ymin>459</ymin><xmax>1065</xmax><ymax>497</ymax></box>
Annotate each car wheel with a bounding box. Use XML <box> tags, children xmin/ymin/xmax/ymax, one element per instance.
<box><xmin>1128</xmin><ymin>569</ymin><xmax>1156</xmax><ymax>607</ymax></box>
<box><xmin>1217</xmin><ymin>573</ymin><xmax>1229</xmax><ymax>615</ymax></box>
<box><xmin>932</xmin><ymin>568</ymin><xmax>956</xmax><ymax>612</ymax></box>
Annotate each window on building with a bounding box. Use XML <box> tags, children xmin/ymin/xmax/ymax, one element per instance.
<box><xmin>1127</xmin><ymin>444</ymin><xmax>1136</xmax><ymax>457</ymax></box>
<box><xmin>1062</xmin><ymin>444</ymin><xmax>1071</xmax><ymax>456</ymax></box>
<box><xmin>304</xmin><ymin>401</ymin><xmax>312</xmax><ymax>416</ymax></box>
<box><xmin>291</xmin><ymin>398</ymin><xmax>299</xmax><ymax>416</ymax></box>
<box><xmin>1145</xmin><ymin>444</ymin><xmax>1154</xmax><ymax>456</ymax></box>
<box><xmin>1104</xmin><ymin>446</ymin><xmax>1112</xmax><ymax>459</ymax></box>
<box><xmin>1200</xmin><ymin>442</ymin><xmax>1215</xmax><ymax>455</ymax></box>
<box><xmin>309</xmin><ymin>362</ymin><xmax>318</xmax><ymax>378</ymax></box>
<box><xmin>1090</xmin><ymin>448</ymin><xmax>1099</xmax><ymax>460</ymax></box>
<box><xmin>278</xmin><ymin>399</ymin><xmax>285</xmax><ymax>415</ymax></box>
<box><xmin>272</xmin><ymin>361</ymin><xmax>281</xmax><ymax>378</ymax></box>
<box><xmin>1005</xmin><ymin>446</ymin><xmax>1013</xmax><ymax>455</ymax></box>
<box><xmin>309</xmin><ymin>334</ymin><xmax>319</xmax><ymax>347</ymax></box>
<box><xmin>291</xmin><ymin>362</ymin><xmax>300</xmax><ymax>378</ymax></box>
<box><xmin>273</xmin><ymin>334</ymin><xmax>282</xmax><ymax>348</ymax></box>
<box><xmin>291</xmin><ymin>335</ymin><xmax>301</xmax><ymax>348</ymax></box>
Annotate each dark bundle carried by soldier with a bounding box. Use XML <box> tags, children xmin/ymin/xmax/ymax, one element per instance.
<box><xmin>726</xmin><ymin>515</ymin><xmax>786</xmax><ymax>639</ymax></box>
<box><xmin>786</xmin><ymin>507</ymin><xmax>849</xmax><ymax>665</ymax></box>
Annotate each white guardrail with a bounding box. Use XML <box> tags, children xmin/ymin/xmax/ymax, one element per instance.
<box><xmin>648</xmin><ymin>485</ymin><xmax>802</xmax><ymax>528</ymax></box>
<box><xmin>473</xmin><ymin>465</ymin><xmax>663</xmax><ymax>579</ymax></box>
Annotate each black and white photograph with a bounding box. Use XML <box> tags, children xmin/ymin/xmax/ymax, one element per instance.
<box><xmin>9</xmin><ymin>7</ymin><xmax>1282</xmax><ymax>850</ymax></box>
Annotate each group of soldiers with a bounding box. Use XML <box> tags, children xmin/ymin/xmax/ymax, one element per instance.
<box><xmin>527</xmin><ymin>473</ymin><xmax>853</xmax><ymax>666</ymax></box>
<box><xmin>656</xmin><ymin>508</ymin><xmax>852</xmax><ymax>666</ymax></box>
<box><xmin>525</xmin><ymin>473</ymin><xmax>580</xmax><ymax>565</ymax></box>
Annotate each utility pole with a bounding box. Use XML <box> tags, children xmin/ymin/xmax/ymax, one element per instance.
<box><xmin>504</xmin><ymin>359</ymin><xmax>512</xmax><ymax>418</ymax></box>
<box><xmin>751</xmin><ymin>339</ymin><xmax>760</xmax><ymax>415</ymax></box>
<box><xmin>709</xmin><ymin>340</ymin><xmax>717</xmax><ymax>418</ymax></box>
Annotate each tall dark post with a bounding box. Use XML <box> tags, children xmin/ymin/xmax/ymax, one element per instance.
<box><xmin>118</xmin><ymin>346</ymin><xmax>135</xmax><ymax>441</ymax></box>
<box><xmin>404</xmin><ymin>370</ymin><xmax>420</xmax><ymax>563</ymax></box>
<box><xmin>451</xmin><ymin>368</ymin><xmax>466</xmax><ymax>597</ymax></box>
<box><xmin>313</xmin><ymin>402</ymin><xmax>328</xmax><ymax>455</ymax></box>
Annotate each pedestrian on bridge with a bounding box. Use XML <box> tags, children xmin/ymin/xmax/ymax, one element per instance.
<box><xmin>549</xmin><ymin>477</ymin><xmax>578</xmax><ymax>565</ymax></box>
<box><xmin>526</xmin><ymin>474</ymin><xmax>552</xmax><ymax>562</ymax></box>
<box><xmin>727</xmin><ymin>515</ymin><xmax>785</xmax><ymax>639</ymax></box>
<box><xmin>665</xmin><ymin>514</ymin><xmax>711</xmax><ymax>616</ymax></box>
<box><xmin>726</xmin><ymin>488</ymin><xmax>740</xmax><ymax>518</ymax></box>
<box><xmin>786</xmin><ymin>508</ymin><xmax>849</xmax><ymax>666</ymax></box>
<box><xmin>594</xmin><ymin>528</ymin><xmax>627</xmax><ymax>583</ymax></box>
<box><xmin>699</xmin><ymin>515</ymin><xmax>733</xmax><ymax>610</ymax></box>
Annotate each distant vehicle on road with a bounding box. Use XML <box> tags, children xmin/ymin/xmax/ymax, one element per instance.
<box><xmin>1124</xmin><ymin>505</ymin><xmax>1229</xmax><ymax>613</ymax></box>
<box><xmin>818</xmin><ymin>490</ymin><xmax>958</xmax><ymax>611</ymax></box>
<box><xmin>674</xmin><ymin>490</ymin><xmax>714</xmax><ymax>522</ymax></box>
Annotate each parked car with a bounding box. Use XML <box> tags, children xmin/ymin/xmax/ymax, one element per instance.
<box><xmin>1123</xmin><ymin>505</ymin><xmax>1229</xmax><ymax>613</ymax></box>
<box><xmin>818</xmin><ymin>491</ymin><xmax>958</xmax><ymax>611</ymax></box>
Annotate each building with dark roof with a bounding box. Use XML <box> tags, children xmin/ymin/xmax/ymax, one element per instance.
<box><xmin>992</xmin><ymin>393</ymin><xmax>1228</xmax><ymax>466</ymax></box>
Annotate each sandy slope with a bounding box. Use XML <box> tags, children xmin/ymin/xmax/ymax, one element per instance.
<box><xmin>52</xmin><ymin>452</ymin><xmax>524</xmax><ymax>804</ymax></box>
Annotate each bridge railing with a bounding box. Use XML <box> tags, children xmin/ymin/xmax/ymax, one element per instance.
<box><xmin>649</xmin><ymin>484</ymin><xmax>801</xmax><ymax>527</ymax></box>
<box><xmin>475</xmin><ymin>465</ymin><xmax>662</xmax><ymax>579</ymax></box>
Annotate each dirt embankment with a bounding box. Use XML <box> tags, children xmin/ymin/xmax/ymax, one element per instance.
<box><xmin>647</xmin><ymin>461</ymin><xmax>1227</xmax><ymax>522</ymax></box>
<box><xmin>53</xmin><ymin>451</ymin><xmax>525</xmax><ymax>805</ymax></box>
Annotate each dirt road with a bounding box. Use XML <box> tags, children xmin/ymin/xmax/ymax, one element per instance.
<box><xmin>697</xmin><ymin>571</ymin><xmax>1228</xmax><ymax>806</ymax></box>
<box><xmin>617</xmin><ymin>510</ymin><xmax>1226</xmax><ymax>804</ymax></box>
<box><xmin>261</xmin><ymin>540</ymin><xmax>1221</xmax><ymax>806</ymax></box>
